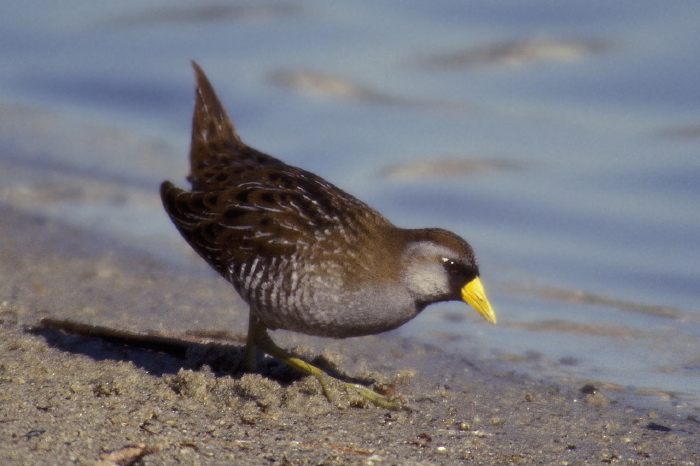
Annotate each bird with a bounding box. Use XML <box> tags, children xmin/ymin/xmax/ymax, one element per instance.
<box><xmin>160</xmin><ymin>62</ymin><xmax>496</xmax><ymax>408</ymax></box>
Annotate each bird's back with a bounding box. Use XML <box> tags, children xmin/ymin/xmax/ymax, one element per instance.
<box><xmin>160</xmin><ymin>63</ymin><xmax>394</xmax><ymax>302</ymax></box>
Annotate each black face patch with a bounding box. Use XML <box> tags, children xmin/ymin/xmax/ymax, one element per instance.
<box><xmin>442</xmin><ymin>258</ymin><xmax>478</xmax><ymax>298</ymax></box>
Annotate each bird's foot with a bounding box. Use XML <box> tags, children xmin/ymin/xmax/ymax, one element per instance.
<box><xmin>249</xmin><ymin>320</ymin><xmax>404</xmax><ymax>410</ymax></box>
<box><xmin>343</xmin><ymin>382</ymin><xmax>403</xmax><ymax>410</ymax></box>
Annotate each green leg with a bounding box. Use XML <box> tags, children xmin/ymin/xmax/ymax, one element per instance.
<box><xmin>247</xmin><ymin>316</ymin><xmax>402</xmax><ymax>410</ymax></box>
<box><xmin>242</xmin><ymin>313</ymin><xmax>260</xmax><ymax>373</ymax></box>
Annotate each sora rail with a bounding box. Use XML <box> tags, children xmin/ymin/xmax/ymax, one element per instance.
<box><xmin>161</xmin><ymin>62</ymin><xmax>496</xmax><ymax>408</ymax></box>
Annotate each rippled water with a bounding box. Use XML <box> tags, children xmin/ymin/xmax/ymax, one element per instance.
<box><xmin>2</xmin><ymin>1</ymin><xmax>699</xmax><ymax>407</ymax></box>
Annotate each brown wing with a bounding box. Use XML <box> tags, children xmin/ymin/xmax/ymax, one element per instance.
<box><xmin>161</xmin><ymin>161</ymin><xmax>389</xmax><ymax>273</ymax></box>
<box><xmin>161</xmin><ymin>180</ymin><xmax>294</xmax><ymax>278</ymax></box>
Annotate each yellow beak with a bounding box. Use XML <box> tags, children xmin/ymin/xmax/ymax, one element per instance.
<box><xmin>461</xmin><ymin>276</ymin><xmax>497</xmax><ymax>325</ymax></box>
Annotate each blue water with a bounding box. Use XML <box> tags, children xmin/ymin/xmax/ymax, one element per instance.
<box><xmin>2</xmin><ymin>1</ymin><xmax>699</xmax><ymax>407</ymax></box>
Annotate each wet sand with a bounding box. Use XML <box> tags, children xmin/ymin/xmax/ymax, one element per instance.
<box><xmin>1</xmin><ymin>204</ymin><xmax>698</xmax><ymax>465</ymax></box>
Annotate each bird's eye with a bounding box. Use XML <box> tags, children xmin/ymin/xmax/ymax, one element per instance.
<box><xmin>442</xmin><ymin>257</ymin><xmax>474</xmax><ymax>282</ymax></box>
<box><xmin>442</xmin><ymin>257</ymin><xmax>475</xmax><ymax>288</ymax></box>
<box><xmin>441</xmin><ymin>257</ymin><xmax>459</xmax><ymax>271</ymax></box>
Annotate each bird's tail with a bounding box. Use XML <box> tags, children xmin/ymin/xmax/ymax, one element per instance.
<box><xmin>188</xmin><ymin>61</ymin><xmax>246</xmax><ymax>189</ymax></box>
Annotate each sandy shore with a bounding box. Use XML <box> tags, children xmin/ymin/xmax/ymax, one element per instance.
<box><xmin>1</xmin><ymin>204</ymin><xmax>698</xmax><ymax>465</ymax></box>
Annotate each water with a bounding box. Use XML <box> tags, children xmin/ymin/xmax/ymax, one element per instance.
<box><xmin>1</xmin><ymin>1</ymin><xmax>699</xmax><ymax>407</ymax></box>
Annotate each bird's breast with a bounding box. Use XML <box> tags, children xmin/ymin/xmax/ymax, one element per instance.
<box><xmin>230</xmin><ymin>253</ymin><xmax>418</xmax><ymax>338</ymax></box>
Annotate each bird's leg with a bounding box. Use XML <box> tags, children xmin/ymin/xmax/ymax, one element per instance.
<box><xmin>247</xmin><ymin>317</ymin><xmax>332</xmax><ymax>398</ymax></box>
<box><xmin>248</xmin><ymin>318</ymin><xmax>401</xmax><ymax>410</ymax></box>
<box><xmin>242</xmin><ymin>312</ymin><xmax>260</xmax><ymax>373</ymax></box>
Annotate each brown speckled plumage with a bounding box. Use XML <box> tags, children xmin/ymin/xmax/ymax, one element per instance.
<box><xmin>161</xmin><ymin>62</ymin><xmax>495</xmax><ymax>343</ymax></box>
